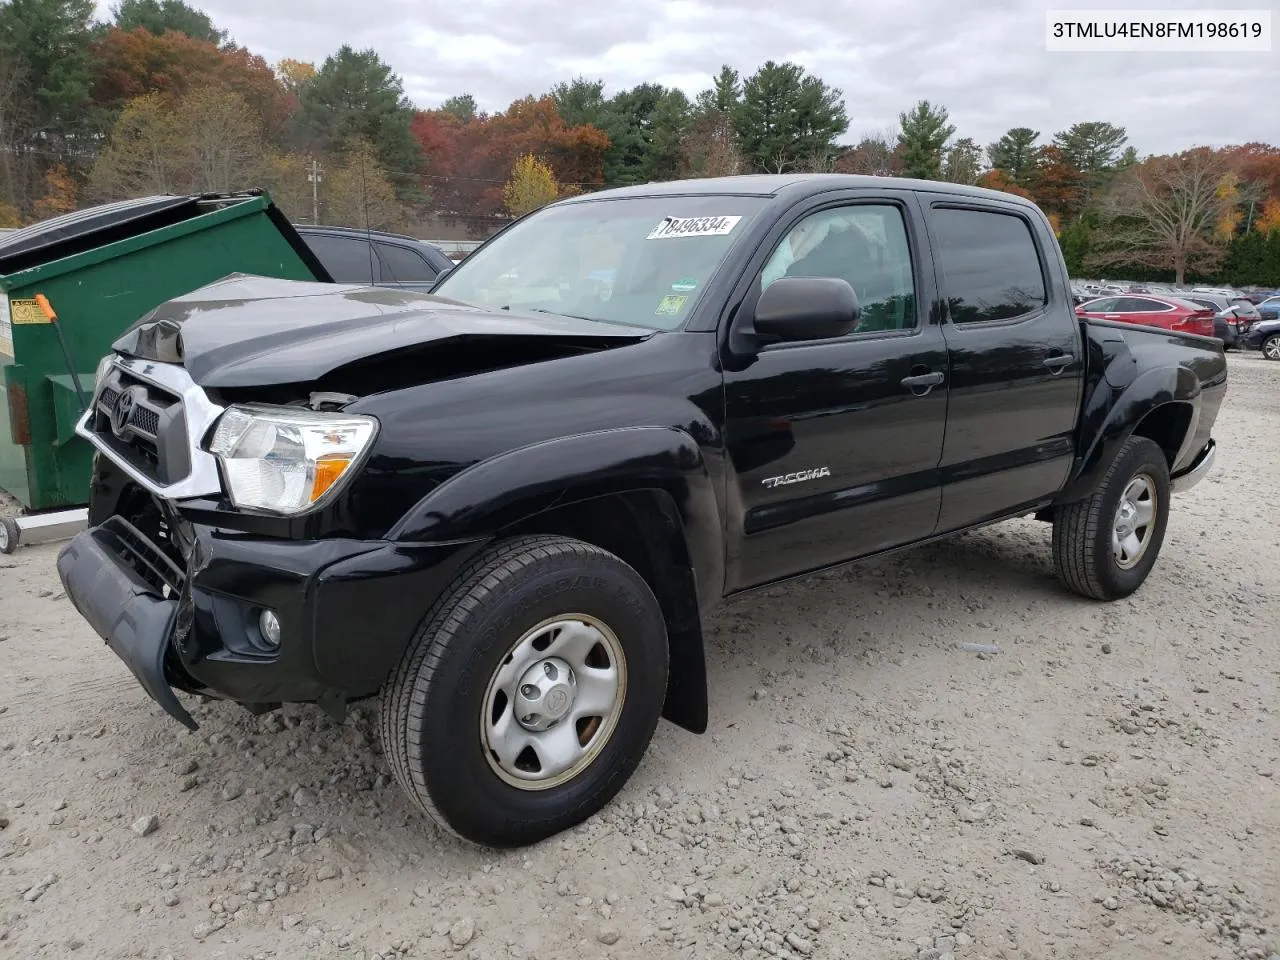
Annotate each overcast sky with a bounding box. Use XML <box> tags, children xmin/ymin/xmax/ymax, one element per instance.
<box><xmin>96</xmin><ymin>0</ymin><xmax>1278</xmax><ymax>155</ymax></box>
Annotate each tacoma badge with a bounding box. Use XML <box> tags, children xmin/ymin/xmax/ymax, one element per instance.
<box><xmin>761</xmin><ymin>467</ymin><xmax>831</xmax><ymax>489</ymax></box>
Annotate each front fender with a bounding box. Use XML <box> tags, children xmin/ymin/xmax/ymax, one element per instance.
<box><xmin>385</xmin><ymin>426</ymin><xmax>725</xmax><ymax>607</ymax></box>
<box><xmin>1057</xmin><ymin>364</ymin><xmax>1202</xmax><ymax>504</ymax></box>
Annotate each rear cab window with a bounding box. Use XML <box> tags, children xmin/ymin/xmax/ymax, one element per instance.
<box><xmin>930</xmin><ymin>207</ymin><xmax>1047</xmax><ymax>324</ymax></box>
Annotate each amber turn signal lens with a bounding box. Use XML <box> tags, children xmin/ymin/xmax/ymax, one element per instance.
<box><xmin>311</xmin><ymin>454</ymin><xmax>354</xmax><ymax>501</ymax></box>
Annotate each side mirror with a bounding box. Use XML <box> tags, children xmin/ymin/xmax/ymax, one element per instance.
<box><xmin>753</xmin><ymin>277</ymin><xmax>860</xmax><ymax>343</ymax></box>
<box><xmin>1075</xmin><ymin>304</ymin><xmax>1087</xmax><ymax>316</ymax></box>
<box><xmin>435</xmin><ymin>266</ymin><xmax>453</xmax><ymax>282</ymax></box>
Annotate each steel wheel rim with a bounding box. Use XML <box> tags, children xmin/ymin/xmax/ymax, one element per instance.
<box><xmin>0</xmin><ymin>523</ymin><xmax>8</xmax><ymax>552</ymax></box>
<box><xmin>480</xmin><ymin>614</ymin><xmax>627</xmax><ymax>791</ymax></box>
<box><xmin>1265</xmin><ymin>337</ymin><xmax>1280</xmax><ymax>360</ymax></box>
<box><xmin>1112</xmin><ymin>473</ymin><xmax>1157</xmax><ymax>570</ymax></box>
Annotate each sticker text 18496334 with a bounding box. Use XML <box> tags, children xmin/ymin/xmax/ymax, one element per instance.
<box><xmin>646</xmin><ymin>215</ymin><xmax>742</xmax><ymax>240</ymax></box>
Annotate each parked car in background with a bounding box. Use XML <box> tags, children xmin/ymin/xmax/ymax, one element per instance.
<box><xmin>294</xmin><ymin>225</ymin><xmax>454</xmax><ymax>290</ymax></box>
<box><xmin>1256</xmin><ymin>295</ymin><xmax>1280</xmax><ymax>321</ymax></box>
<box><xmin>1180</xmin><ymin>293</ymin><xmax>1259</xmax><ymax>347</ymax></box>
<box><xmin>1075</xmin><ymin>294</ymin><xmax>1217</xmax><ymax>339</ymax></box>
<box><xmin>1244</xmin><ymin>317</ymin><xmax>1280</xmax><ymax>359</ymax></box>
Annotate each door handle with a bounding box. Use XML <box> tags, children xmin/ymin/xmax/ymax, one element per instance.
<box><xmin>1043</xmin><ymin>353</ymin><xmax>1074</xmax><ymax>373</ymax></box>
<box><xmin>900</xmin><ymin>371</ymin><xmax>944</xmax><ymax>394</ymax></box>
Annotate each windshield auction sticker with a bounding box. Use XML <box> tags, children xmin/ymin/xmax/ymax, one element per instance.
<box><xmin>647</xmin><ymin>215</ymin><xmax>742</xmax><ymax>239</ymax></box>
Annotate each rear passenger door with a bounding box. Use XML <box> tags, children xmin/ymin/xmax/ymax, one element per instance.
<box><xmin>924</xmin><ymin>201</ymin><xmax>1084</xmax><ymax>532</ymax></box>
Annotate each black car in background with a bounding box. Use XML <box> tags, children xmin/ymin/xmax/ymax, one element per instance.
<box><xmin>294</xmin><ymin>225</ymin><xmax>455</xmax><ymax>290</ymax></box>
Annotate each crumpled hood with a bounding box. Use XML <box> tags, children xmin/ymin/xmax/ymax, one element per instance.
<box><xmin>112</xmin><ymin>273</ymin><xmax>654</xmax><ymax>388</ymax></box>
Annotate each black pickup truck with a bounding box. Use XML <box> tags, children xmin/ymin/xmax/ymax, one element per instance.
<box><xmin>57</xmin><ymin>174</ymin><xmax>1226</xmax><ymax>847</ymax></box>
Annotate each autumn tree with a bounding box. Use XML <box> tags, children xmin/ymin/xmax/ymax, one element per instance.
<box><xmin>834</xmin><ymin>132</ymin><xmax>900</xmax><ymax>176</ymax></box>
<box><xmin>293</xmin><ymin>45</ymin><xmax>423</xmax><ymax>195</ymax></box>
<box><xmin>977</xmin><ymin>168</ymin><xmax>1034</xmax><ymax>200</ymax></box>
<box><xmin>503</xmin><ymin>153</ymin><xmax>559</xmax><ymax>217</ymax></box>
<box><xmin>427</xmin><ymin>95</ymin><xmax>607</xmax><ymax>219</ymax></box>
<box><xmin>1091</xmin><ymin>148</ymin><xmax>1238</xmax><ymax>284</ymax></box>
<box><xmin>90</xmin><ymin>26</ymin><xmax>292</xmax><ymax>133</ymax></box>
<box><xmin>896</xmin><ymin>100</ymin><xmax>954</xmax><ymax>180</ymax></box>
<box><xmin>276</xmin><ymin>58</ymin><xmax>316</xmax><ymax>96</ymax></box>
<box><xmin>734</xmin><ymin>61</ymin><xmax>847</xmax><ymax>174</ymax></box>
<box><xmin>321</xmin><ymin>138</ymin><xmax>402</xmax><ymax>230</ymax></box>
<box><xmin>680</xmin><ymin>107</ymin><xmax>743</xmax><ymax>178</ymax></box>
<box><xmin>112</xmin><ymin>0</ymin><xmax>228</xmax><ymax>46</ymax></box>
<box><xmin>33</xmin><ymin>162</ymin><xmax>77</xmax><ymax>219</ymax></box>
<box><xmin>88</xmin><ymin>92</ymin><xmax>183</xmax><ymax>197</ymax></box>
<box><xmin>986</xmin><ymin>127</ymin><xmax>1039</xmax><ymax>185</ymax></box>
<box><xmin>1027</xmin><ymin>145</ymin><xmax>1085</xmax><ymax>219</ymax></box>
<box><xmin>89</xmin><ymin>86</ymin><xmax>264</xmax><ymax>199</ymax></box>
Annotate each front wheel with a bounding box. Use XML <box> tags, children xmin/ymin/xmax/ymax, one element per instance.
<box><xmin>1262</xmin><ymin>334</ymin><xmax>1280</xmax><ymax>360</ymax></box>
<box><xmin>1052</xmin><ymin>436</ymin><xmax>1171</xmax><ymax>601</ymax></box>
<box><xmin>379</xmin><ymin>535</ymin><xmax>668</xmax><ymax>846</ymax></box>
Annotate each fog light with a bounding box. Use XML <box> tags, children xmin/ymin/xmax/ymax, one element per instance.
<box><xmin>258</xmin><ymin>609</ymin><xmax>281</xmax><ymax>648</ymax></box>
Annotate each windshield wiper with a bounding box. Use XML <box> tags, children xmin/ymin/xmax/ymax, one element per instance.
<box><xmin>498</xmin><ymin>304</ymin><xmax>594</xmax><ymax>322</ymax></box>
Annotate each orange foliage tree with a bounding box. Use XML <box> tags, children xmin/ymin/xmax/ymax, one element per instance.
<box><xmin>90</xmin><ymin>27</ymin><xmax>294</xmax><ymax>134</ymax></box>
<box><xmin>415</xmin><ymin>95</ymin><xmax>608</xmax><ymax>219</ymax></box>
<box><xmin>1027</xmin><ymin>145</ymin><xmax>1085</xmax><ymax>220</ymax></box>
<box><xmin>977</xmin><ymin>168</ymin><xmax>1033</xmax><ymax>200</ymax></box>
<box><xmin>33</xmin><ymin>164</ymin><xmax>78</xmax><ymax>220</ymax></box>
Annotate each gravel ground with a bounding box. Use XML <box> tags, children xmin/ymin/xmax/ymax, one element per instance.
<box><xmin>1</xmin><ymin>353</ymin><xmax>1277</xmax><ymax>960</ymax></box>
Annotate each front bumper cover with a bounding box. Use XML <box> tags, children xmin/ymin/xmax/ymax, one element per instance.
<box><xmin>57</xmin><ymin>516</ymin><xmax>486</xmax><ymax>730</ymax></box>
<box><xmin>57</xmin><ymin>522</ymin><xmax>197</xmax><ymax>729</ymax></box>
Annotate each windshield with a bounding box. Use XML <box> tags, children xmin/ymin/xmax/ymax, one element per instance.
<box><xmin>432</xmin><ymin>195</ymin><xmax>769</xmax><ymax>330</ymax></box>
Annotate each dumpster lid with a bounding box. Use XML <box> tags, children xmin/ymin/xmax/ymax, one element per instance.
<box><xmin>0</xmin><ymin>194</ymin><xmax>251</xmax><ymax>276</ymax></box>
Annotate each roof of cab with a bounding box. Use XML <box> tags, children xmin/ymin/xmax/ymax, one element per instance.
<box><xmin>558</xmin><ymin>173</ymin><xmax>1037</xmax><ymax>208</ymax></box>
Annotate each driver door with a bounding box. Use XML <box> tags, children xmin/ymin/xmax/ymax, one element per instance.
<box><xmin>721</xmin><ymin>196</ymin><xmax>949</xmax><ymax>591</ymax></box>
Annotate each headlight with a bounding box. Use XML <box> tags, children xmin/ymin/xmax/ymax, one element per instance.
<box><xmin>94</xmin><ymin>354</ymin><xmax>115</xmax><ymax>394</ymax></box>
<box><xmin>206</xmin><ymin>404</ymin><xmax>378</xmax><ymax>514</ymax></box>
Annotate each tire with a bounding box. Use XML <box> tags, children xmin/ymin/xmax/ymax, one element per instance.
<box><xmin>1262</xmin><ymin>334</ymin><xmax>1280</xmax><ymax>361</ymax></box>
<box><xmin>1052</xmin><ymin>436</ymin><xmax>1171</xmax><ymax>601</ymax></box>
<box><xmin>379</xmin><ymin>534</ymin><xmax>668</xmax><ymax>847</ymax></box>
<box><xmin>0</xmin><ymin>517</ymin><xmax>18</xmax><ymax>554</ymax></box>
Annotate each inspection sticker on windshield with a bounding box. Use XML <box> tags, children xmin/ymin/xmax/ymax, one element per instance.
<box><xmin>647</xmin><ymin>215</ymin><xmax>742</xmax><ymax>240</ymax></box>
<box><xmin>655</xmin><ymin>295</ymin><xmax>687</xmax><ymax>317</ymax></box>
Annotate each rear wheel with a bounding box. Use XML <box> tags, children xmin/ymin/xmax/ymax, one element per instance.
<box><xmin>1262</xmin><ymin>334</ymin><xmax>1280</xmax><ymax>360</ymax></box>
<box><xmin>379</xmin><ymin>535</ymin><xmax>668</xmax><ymax>846</ymax></box>
<box><xmin>1052</xmin><ymin>436</ymin><xmax>1171</xmax><ymax>601</ymax></box>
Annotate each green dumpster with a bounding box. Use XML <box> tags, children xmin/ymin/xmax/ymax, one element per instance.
<box><xmin>0</xmin><ymin>191</ymin><xmax>331</xmax><ymax>515</ymax></box>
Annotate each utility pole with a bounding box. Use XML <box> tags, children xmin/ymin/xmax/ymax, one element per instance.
<box><xmin>307</xmin><ymin>158</ymin><xmax>322</xmax><ymax>224</ymax></box>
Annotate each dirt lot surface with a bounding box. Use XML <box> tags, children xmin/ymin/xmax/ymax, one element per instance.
<box><xmin>1</xmin><ymin>354</ymin><xmax>1277</xmax><ymax>960</ymax></box>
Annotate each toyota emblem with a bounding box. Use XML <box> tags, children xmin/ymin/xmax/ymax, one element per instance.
<box><xmin>110</xmin><ymin>388</ymin><xmax>138</xmax><ymax>437</ymax></box>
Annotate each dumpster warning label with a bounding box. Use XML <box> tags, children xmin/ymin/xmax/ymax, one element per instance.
<box><xmin>9</xmin><ymin>298</ymin><xmax>48</xmax><ymax>324</ymax></box>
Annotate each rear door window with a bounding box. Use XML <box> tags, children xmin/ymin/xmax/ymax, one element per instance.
<box><xmin>376</xmin><ymin>242</ymin><xmax>438</xmax><ymax>282</ymax></box>
<box><xmin>303</xmin><ymin>234</ymin><xmax>377</xmax><ymax>283</ymax></box>
<box><xmin>932</xmin><ymin>208</ymin><xmax>1047</xmax><ymax>323</ymax></box>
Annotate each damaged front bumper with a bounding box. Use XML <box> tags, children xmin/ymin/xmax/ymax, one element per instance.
<box><xmin>56</xmin><ymin>514</ymin><xmax>487</xmax><ymax>730</ymax></box>
<box><xmin>57</xmin><ymin>518</ymin><xmax>198</xmax><ymax>729</ymax></box>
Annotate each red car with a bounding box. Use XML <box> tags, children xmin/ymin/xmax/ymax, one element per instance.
<box><xmin>1075</xmin><ymin>294</ymin><xmax>1217</xmax><ymax>338</ymax></box>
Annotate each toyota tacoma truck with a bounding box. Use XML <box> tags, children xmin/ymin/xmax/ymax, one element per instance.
<box><xmin>57</xmin><ymin>174</ymin><xmax>1226</xmax><ymax>847</ymax></box>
